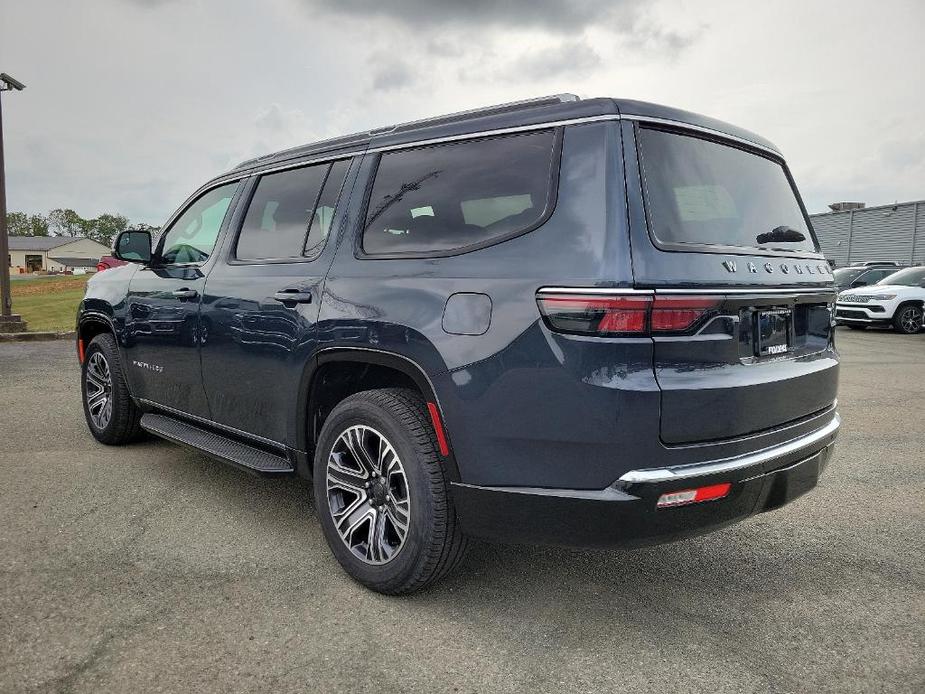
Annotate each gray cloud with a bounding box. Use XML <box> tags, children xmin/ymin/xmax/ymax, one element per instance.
<box><xmin>501</xmin><ymin>40</ymin><xmax>602</xmax><ymax>81</ymax></box>
<box><xmin>369</xmin><ymin>57</ymin><xmax>416</xmax><ymax>92</ymax></box>
<box><xmin>307</xmin><ymin>0</ymin><xmax>627</xmax><ymax>33</ymax></box>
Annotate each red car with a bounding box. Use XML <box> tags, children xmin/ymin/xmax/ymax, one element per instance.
<box><xmin>96</xmin><ymin>255</ymin><xmax>128</xmax><ymax>272</ymax></box>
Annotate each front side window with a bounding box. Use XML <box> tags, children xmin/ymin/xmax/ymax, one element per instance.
<box><xmin>363</xmin><ymin>129</ymin><xmax>558</xmax><ymax>255</ymax></box>
<box><xmin>638</xmin><ymin>127</ymin><xmax>817</xmax><ymax>254</ymax></box>
<box><xmin>159</xmin><ymin>182</ymin><xmax>238</xmax><ymax>265</ymax></box>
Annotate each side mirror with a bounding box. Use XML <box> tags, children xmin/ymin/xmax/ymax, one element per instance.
<box><xmin>113</xmin><ymin>229</ymin><xmax>152</xmax><ymax>263</ymax></box>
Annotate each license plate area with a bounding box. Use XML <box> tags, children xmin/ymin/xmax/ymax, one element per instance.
<box><xmin>755</xmin><ymin>309</ymin><xmax>792</xmax><ymax>357</ymax></box>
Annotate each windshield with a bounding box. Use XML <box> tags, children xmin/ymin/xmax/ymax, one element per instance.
<box><xmin>876</xmin><ymin>267</ymin><xmax>925</xmax><ymax>287</ymax></box>
<box><xmin>638</xmin><ymin>127</ymin><xmax>818</xmax><ymax>253</ymax></box>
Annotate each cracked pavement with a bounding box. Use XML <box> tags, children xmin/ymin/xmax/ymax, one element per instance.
<box><xmin>1</xmin><ymin>329</ymin><xmax>923</xmax><ymax>693</ymax></box>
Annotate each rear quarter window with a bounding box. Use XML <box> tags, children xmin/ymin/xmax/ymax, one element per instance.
<box><xmin>637</xmin><ymin>126</ymin><xmax>817</xmax><ymax>254</ymax></box>
<box><xmin>362</xmin><ymin>129</ymin><xmax>559</xmax><ymax>256</ymax></box>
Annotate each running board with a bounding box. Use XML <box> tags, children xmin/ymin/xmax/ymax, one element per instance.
<box><xmin>140</xmin><ymin>413</ymin><xmax>294</xmax><ymax>476</ymax></box>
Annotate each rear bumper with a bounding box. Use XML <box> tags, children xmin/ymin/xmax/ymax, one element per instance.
<box><xmin>451</xmin><ymin>414</ymin><xmax>839</xmax><ymax>548</ymax></box>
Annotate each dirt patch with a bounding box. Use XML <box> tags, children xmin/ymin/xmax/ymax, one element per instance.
<box><xmin>11</xmin><ymin>276</ymin><xmax>91</xmax><ymax>297</ymax></box>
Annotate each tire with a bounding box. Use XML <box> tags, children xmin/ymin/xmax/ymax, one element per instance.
<box><xmin>313</xmin><ymin>388</ymin><xmax>468</xmax><ymax>594</ymax></box>
<box><xmin>892</xmin><ymin>304</ymin><xmax>923</xmax><ymax>334</ymax></box>
<box><xmin>81</xmin><ymin>333</ymin><xmax>144</xmax><ymax>445</ymax></box>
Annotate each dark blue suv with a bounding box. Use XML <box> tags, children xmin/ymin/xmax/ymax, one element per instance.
<box><xmin>77</xmin><ymin>95</ymin><xmax>840</xmax><ymax>594</ymax></box>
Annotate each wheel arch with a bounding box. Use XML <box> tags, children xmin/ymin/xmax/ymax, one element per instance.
<box><xmin>296</xmin><ymin>348</ymin><xmax>460</xmax><ymax>482</ymax></box>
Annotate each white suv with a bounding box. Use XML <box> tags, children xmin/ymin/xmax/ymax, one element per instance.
<box><xmin>836</xmin><ymin>266</ymin><xmax>925</xmax><ymax>334</ymax></box>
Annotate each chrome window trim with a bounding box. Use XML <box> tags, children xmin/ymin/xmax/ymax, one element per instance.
<box><xmin>365</xmin><ymin>115</ymin><xmax>621</xmax><ymax>154</ymax></box>
<box><xmin>618</xmin><ymin>413</ymin><xmax>840</xmax><ymax>483</ymax></box>
<box><xmin>622</xmin><ymin>114</ymin><xmax>781</xmax><ymax>157</ymax></box>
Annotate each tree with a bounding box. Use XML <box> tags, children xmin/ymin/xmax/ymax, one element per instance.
<box><xmin>5</xmin><ymin>212</ymin><xmax>50</xmax><ymax>237</ymax></box>
<box><xmin>83</xmin><ymin>213</ymin><xmax>129</xmax><ymax>247</ymax></box>
<box><xmin>47</xmin><ymin>208</ymin><xmax>86</xmax><ymax>237</ymax></box>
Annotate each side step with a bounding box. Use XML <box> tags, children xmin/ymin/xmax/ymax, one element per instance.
<box><xmin>140</xmin><ymin>413</ymin><xmax>294</xmax><ymax>476</ymax></box>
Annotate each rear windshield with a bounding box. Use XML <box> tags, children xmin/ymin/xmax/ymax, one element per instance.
<box><xmin>638</xmin><ymin>127</ymin><xmax>817</xmax><ymax>254</ymax></box>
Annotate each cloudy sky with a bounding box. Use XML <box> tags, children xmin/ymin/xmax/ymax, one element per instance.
<box><xmin>1</xmin><ymin>0</ymin><xmax>923</xmax><ymax>224</ymax></box>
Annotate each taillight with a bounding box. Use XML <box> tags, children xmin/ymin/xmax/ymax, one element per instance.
<box><xmin>650</xmin><ymin>296</ymin><xmax>721</xmax><ymax>332</ymax></box>
<box><xmin>537</xmin><ymin>291</ymin><xmax>722</xmax><ymax>336</ymax></box>
<box><xmin>536</xmin><ymin>294</ymin><xmax>651</xmax><ymax>335</ymax></box>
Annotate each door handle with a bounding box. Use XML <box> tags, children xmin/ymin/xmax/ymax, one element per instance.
<box><xmin>172</xmin><ymin>288</ymin><xmax>198</xmax><ymax>300</ymax></box>
<box><xmin>273</xmin><ymin>289</ymin><xmax>313</xmax><ymax>306</ymax></box>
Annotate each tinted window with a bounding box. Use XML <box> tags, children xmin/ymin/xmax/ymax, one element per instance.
<box><xmin>304</xmin><ymin>159</ymin><xmax>349</xmax><ymax>260</ymax></box>
<box><xmin>638</xmin><ymin>127</ymin><xmax>816</xmax><ymax>253</ymax></box>
<box><xmin>363</xmin><ymin>130</ymin><xmax>558</xmax><ymax>255</ymax></box>
<box><xmin>160</xmin><ymin>182</ymin><xmax>238</xmax><ymax>265</ymax></box>
<box><xmin>236</xmin><ymin>165</ymin><xmax>327</xmax><ymax>260</ymax></box>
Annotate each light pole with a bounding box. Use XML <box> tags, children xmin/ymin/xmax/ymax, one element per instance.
<box><xmin>0</xmin><ymin>72</ymin><xmax>27</xmax><ymax>332</ymax></box>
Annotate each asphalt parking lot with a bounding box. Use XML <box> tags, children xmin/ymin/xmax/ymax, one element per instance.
<box><xmin>1</xmin><ymin>329</ymin><xmax>923</xmax><ymax>693</ymax></box>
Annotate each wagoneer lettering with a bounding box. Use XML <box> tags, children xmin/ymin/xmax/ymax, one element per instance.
<box><xmin>77</xmin><ymin>94</ymin><xmax>840</xmax><ymax>594</ymax></box>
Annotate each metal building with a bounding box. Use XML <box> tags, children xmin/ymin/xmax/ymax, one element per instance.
<box><xmin>810</xmin><ymin>199</ymin><xmax>925</xmax><ymax>267</ymax></box>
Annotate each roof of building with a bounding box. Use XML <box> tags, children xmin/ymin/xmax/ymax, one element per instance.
<box><xmin>7</xmin><ymin>236</ymin><xmax>75</xmax><ymax>251</ymax></box>
<box><xmin>226</xmin><ymin>95</ymin><xmax>781</xmax><ymax>179</ymax></box>
<box><xmin>46</xmin><ymin>256</ymin><xmax>101</xmax><ymax>267</ymax></box>
<box><xmin>810</xmin><ymin>199</ymin><xmax>925</xmax><ymax>217</ymax></box>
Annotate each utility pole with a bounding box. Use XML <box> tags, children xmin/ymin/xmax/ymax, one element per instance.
<box><xmin>0</xmin><ymin>72</ymin><xmax>28</xmax><ymax>333</ymax></box>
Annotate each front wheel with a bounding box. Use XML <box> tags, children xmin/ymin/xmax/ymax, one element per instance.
<box><xmin>81</xmin><ymin>333</ymin><xmax>144</xmax><ymax>444</ymax></box>
<box><xmin>313</xmin><ymin>389</ymin><xmax>468</xmax><ymax>594</ymax></box>
<box><xmin>893</xmin><ymin>304</ymin><xmax>923</xmax><ymax>334</ymax></box>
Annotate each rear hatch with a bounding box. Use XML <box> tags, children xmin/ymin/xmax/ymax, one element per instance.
<box><xmin>628</xmin><ymin>122</ymin><xmax>838</xmax><ymax>444</ymax></box>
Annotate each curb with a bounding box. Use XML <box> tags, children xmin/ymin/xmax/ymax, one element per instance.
<box><xmin>0</xmin><ymin>330</ymin><xmax>76</xmax><ymax>342</ymax></box>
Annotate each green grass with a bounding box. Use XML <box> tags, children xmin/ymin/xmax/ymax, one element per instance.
<box><xmin>9</xmin><ymin>274</ymin><xmax>90</xmax><ymax>332</ymax></box>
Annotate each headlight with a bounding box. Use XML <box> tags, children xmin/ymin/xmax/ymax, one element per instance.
<box><xmin>870</xmin><ymin>294</ymin><xmax>897</xmax><ymax>300</ymax></box>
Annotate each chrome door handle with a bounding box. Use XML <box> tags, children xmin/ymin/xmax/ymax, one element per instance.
<box><xmin>273</xmin><ymin>289</ymin><xmax>313</xmax><ymax>306</ymax></box>
<box><xmin>172</xmin><ymin>288</ymin><xmax>198</xmax><ymax>300</ymax></box>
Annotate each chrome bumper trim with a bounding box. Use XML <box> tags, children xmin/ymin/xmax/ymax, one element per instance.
<box><xmin>618</xmin><ymin>413</ymin><xmax>840</xmax><ymax>484</ymax></box>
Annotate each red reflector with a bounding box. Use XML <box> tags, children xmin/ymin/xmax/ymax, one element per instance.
<box><xmin>77</xmin><ymin>338</ymin><xmax>85</xmax><ymax>364</ymax></box>
<box><xmin>426</xmin><ymin>402</ymin><xmax>450</xmax><ymax>457</ymax></box>
<box><xmin>657</xmin><ymin>482</ymin><xmax>731</xmax><ymax>508</ymax></box>
<box><xmin>651</xmin><ymin>296</ymin><xmax>722</xmax><ymax>332</ymax></box>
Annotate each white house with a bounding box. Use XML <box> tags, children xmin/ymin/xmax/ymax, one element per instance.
<box><xmin>7</xmin><ymin>236</ymin><xmax>111</xmax><ymax>273</ymax></box>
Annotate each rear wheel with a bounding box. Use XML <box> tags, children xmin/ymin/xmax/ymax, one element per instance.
<box><xmin>313</xmin><ymin>388</ymin><xmax>467</xmax><ymax>594</ymax></box>
<box><xmin>81</xmin><ymin>334</ymin><xmax>144</xmax><ymax>444</ymax></box>
<box><xmin>893</xmin><ymin>304</ymin><xmax>923</xmax><ymax>334</ymax></box>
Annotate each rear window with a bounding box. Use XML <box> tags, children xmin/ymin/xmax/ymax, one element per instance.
<box><xmin>362</xmin><ymin>130</ymin><xmax>558</xmax><ymax>256</ymax></box>
<box><xmin>638</xmin><ymin>127</ymin><xmax>817</xmax><ymax>253</ymax></box>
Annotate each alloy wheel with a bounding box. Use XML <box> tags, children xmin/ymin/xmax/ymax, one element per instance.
<box><xmin>900</xmin><ymin>306</ymin><xmax>922</xmax><ymax>333</ymax></box>
<box><xmin>326</xmin><ymin>425</ymin><xmax>411</xmax><ymax>565</ymax></box>
<box><xmin>85</xmin><ymin>352</ymin><xmax>113</xmax><ymax>430</ymax></box>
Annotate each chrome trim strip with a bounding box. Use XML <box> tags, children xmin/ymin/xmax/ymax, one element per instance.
<box><xmin>622</xmin><ymin>114</ymin><xmax>781</xmax><ymax>157</ymax></box>
<box><xmin>537</xmin><ymin>286</ymin><xmax>654</xmax><ymax>295</ymax></box>
<box><xmin>656</xmin><ymin>287</ymin><xmax>836</xmax><ymax>295</ymax></box>
<box><xmin>618</xmin><ymin>413</ymin><xmax>840</xmax><ymax>483</ymax></box>
<box><xmin>366</xmin><ymin>115</ymin><xmax>622</xmax><ymax>154</ymax></box>
<box><xmin>537</xmin><ymin>286</ymin><xmax>835</xmax><ymax>297</ymax></box>
<box><xmin>227</xmin><ymin>149</ymin><xmax>367</xmax><ymax>180</ymax></box>
<box><xmin>137</xmin><ymin>398</ymin><xmax>287</xmax><ymax>450</ymax></box>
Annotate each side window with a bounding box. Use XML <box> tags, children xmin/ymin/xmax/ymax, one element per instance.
<box><xmin>362</xmin><ymin>129</ymin><xmax>558</xmax><ymax>256</ymax></box>
<box><xmin>236</xmin><ymin>164</ymin><xmax>327</xmax><ymax>260</ymax></box>
<box><xmin>159</xmin><ymin>182</ymin><xmax>238</xmax><ymax>265</ymax></box>
<box><xmin>304</xmin><ymin>159</ymin><xmax>349</xmax><ymax>260</ymax></box>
